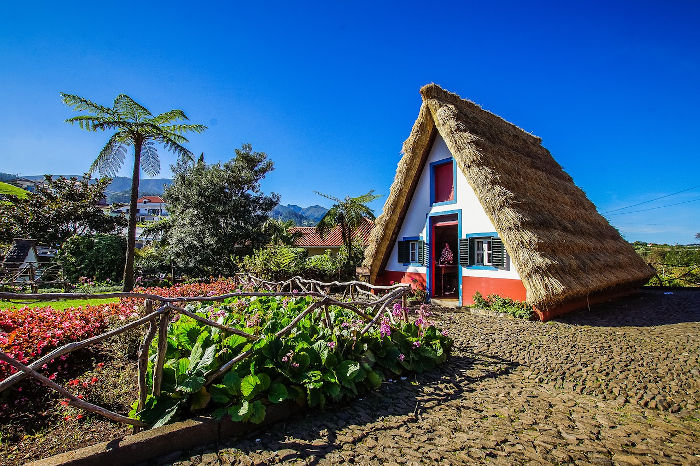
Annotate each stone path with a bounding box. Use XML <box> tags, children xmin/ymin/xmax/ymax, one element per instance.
<box><xmin>166</xmin><ymin>289</ymin><xmax>700</xmax><ymax>465</ymax></box>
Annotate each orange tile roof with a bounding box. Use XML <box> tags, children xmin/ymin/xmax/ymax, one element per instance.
<box><xmin>290</xmin><ymin>218</ymin><xmax>374</xmax><ymax>248</ymax></box>
<box><xmin>137</xmin><ymin>196</ymin><xmax>165</xmax><ymax>203</ymax></box>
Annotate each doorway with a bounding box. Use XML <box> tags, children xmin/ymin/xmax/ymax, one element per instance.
<box><xmin>431</xmin><ymin>214</ymin><xmax>459</xmax><ymax>299</ymax></box>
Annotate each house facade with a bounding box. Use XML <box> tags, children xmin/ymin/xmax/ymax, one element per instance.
<box><xmin>364</xmin><ymin>84</ymin><xmax>654</xmax><ymax>320</ymax></box>
<box><xmin>112</xmin><ymin>196</ymin><xmax>169</xmax><ymax>222</ymax></box>
<box><xmin>381</xmin><ymin>134</ymin><xmax>525</xmax><ymax>306</ymax></box>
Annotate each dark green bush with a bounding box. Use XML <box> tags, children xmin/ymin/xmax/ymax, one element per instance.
<box><xmin>57</xmin><ymin>234</ymin><xmax>126</xmax><ymax>283</ymax></box>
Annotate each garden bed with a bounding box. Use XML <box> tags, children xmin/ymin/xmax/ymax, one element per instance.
<box><xmin>0</xmin><ymin>278</ymin><xmax>452</xmax><ymax>464</ymax></box>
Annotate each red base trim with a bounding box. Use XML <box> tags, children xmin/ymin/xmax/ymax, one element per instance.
<box><xmin>461</xmin><ymin>276</ymin><xmax>527</xmax><ymax>305</ymax></box>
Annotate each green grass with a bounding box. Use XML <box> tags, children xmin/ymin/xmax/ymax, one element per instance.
<box><xmin>0</xmin><ymin>297</ymin><xmax>118</xmax><ymax>310</ymax></box>
<box><xmin>0</xmin><ymin>181</ymin><xmax>28</xmax><ymax>199</ymax></box>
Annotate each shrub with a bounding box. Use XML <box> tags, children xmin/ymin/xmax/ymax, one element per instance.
<box><xmin>471</xmin><ymin>291</ymin><xmax>533</xmax><ymax>319</ymax></box>
<box><xmin>239</xmin><ymin>246</ymin><xmax>308</xmax><ymax>281</ymax></box>
<box><xmin>57</xmin><ymin>234</ymin><xmax>126</xmax><ymax>283</ymax></box>
<box><xmin>304</xmin><ymin>252</ymin><xmax>338</xmax><ymax>281</ymax></box>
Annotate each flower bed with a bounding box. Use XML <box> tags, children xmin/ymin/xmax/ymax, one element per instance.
<box><xmin>134</xmin><ymin>296</ymin><xmax>452</xmax><ymax>427</ymax></box>
<box><xmin>0</xmin><ymin>302</ymin><xmax>136</xmax><ymax>380</ymax></box>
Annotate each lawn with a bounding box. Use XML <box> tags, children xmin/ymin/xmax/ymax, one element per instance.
<box><xmin>0</xmin><ymin>297</ymin><xmax>118</xmax><ymax>310</ymax></box>
<box><xmin>0</xmin><ymin>181</ymin><xmax>28</xmax><ymax>199</ymax></box>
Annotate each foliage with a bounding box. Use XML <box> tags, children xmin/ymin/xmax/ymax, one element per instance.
<box><xmin>0</xmin><ymin>302</ymin><xmax>136</xmax><ymax>381</ymax></box>
<box><xmin>262</xmin><ymin>218</ymin><xmax>302</xmax><ymax>246</ymax></box>
<box><xmin>131</xmin><ymin>296</ymin><xmax>452</xmax><ymax>427</ymax></box>
<box><xmin>407</xmin><ymin>277</ymin><xmax>428</xmax><ymax>304</ymax></box>
<box><xmin>57</xmin><ymin>234</ymin><xmax>127</xmax><ymax>283</ymax></box>
<box><xmin>239</xmin><ymin>245</ymin><xmax>362</xmax><ymax>282</ymax></box>
<box><xmin>472</xmin><ymin>291</ymin><xmax>534</xmax><ymax>319</ymax></box>
<box><xmin>61</xmin><ymin>92</ymin><xmax>206</xmax><ymax>291</ymax></box>
<box><xmin>315</xmin><ymin>190</ymin><xmax>380</xmax><ymax>271</ymax></box>
<box><xmin>633</xmin><ymin>242</ymin><xmax>700</xmax><ymax>287</ymax></box>
<box><xmin>337</xmin><ymin>239</ymin><xmax>366</xmax><ymax>273</ymax></box>
<box><xmin>134</xmin><ymin>246</ymin><xmax>171</xmax><ymax>282</ymax></box>
<box><xmin>0</xmin><ymin>176</ymin><xmax>125</xmax><ymax>247</ymax></box>
<box><xmin>163</xmin><ymin>144</ymin><xmax>279</xmax><ymax>277</ymax></box>
<box><xmin>239</xmin><ymin>246</ymin><xmax>307</xmax><ymax>282</ymax></box>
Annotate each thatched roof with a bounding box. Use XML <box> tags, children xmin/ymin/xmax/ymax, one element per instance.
<box><xmin>363</xmin><ymin>83</ymin><xmax>654</xmax><ymax>310</ymax></box>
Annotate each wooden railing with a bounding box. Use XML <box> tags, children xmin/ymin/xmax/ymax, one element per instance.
<box><xmin>0</xmin><ymin>275</ymin><xmax>411</xmax><ymax>429</ymax></box>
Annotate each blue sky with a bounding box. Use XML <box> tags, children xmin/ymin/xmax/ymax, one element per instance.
<box><xmin>1</xmin><ymin>1</ymin><xmax>698</xmax><ymax>244</ymax></box>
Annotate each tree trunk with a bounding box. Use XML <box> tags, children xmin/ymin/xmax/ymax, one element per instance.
<box><xmin>123</xmin><ymin>138</ymin><xmax>142</xmax><ymax>291</ymax></box>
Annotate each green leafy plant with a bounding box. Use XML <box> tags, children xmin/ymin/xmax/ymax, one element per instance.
<box><xmin>471</xmin><ymin>291</ymin><xmax>533</xmax><ymax>319</ymax></box>
<box><xmin>131</xmin><ymin>296</ymin><xmax>452</xmax><ymax>427</ymax></box>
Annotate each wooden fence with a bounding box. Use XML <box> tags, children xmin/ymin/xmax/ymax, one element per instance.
<box><xmin>0</xmin><ymin>275</ymin><xmax>411</xmax><ymax>430</ymax></box>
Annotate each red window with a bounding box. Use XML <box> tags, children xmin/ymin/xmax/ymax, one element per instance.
<box><xmin>433</xmin><ymin>161</ymin><xmax>454</xmax><ymax>203</ymax></box>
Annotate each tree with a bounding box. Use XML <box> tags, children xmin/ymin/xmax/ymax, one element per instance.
<box><xmin>315</xmin><ymin>190</ymin><xmax>381</xmax><ymax>271</ymax></box>
<box><xmin>0</xmin><ymin>175</ymin><xmax>125</xmax><ymax>246</ymax></box>
<box><xmin>262</xmin><ymin>218</ymin><xmax>302</xmax><ymax>246</ymax></box>
<box><xmin>696</xmin><ymin>233</ymin><xmax>700</xmax><ymax>241</ymax></box>
<box><xmin>164</xmin><ymin>144</ymin><xmax>279</xmax><ymax>276</ymax></box>
<box><xmin>61</xmin><ymin>93</ymin><xmax>206</xmax><ymax>291</ymax></box>
<box><xmin>57</xmin><ymin>234</ymin><xmax>126</xmax><ymax>282</ymax></box>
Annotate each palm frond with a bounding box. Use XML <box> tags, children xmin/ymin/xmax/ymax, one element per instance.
<box><xmin>159</xmin><ymin>123</ymin><xmax>208</xmax><ymax>134</ymax></box>
<box><xmin>140</xmin><ymin>141</ymin><xmax>161</xmax><ymax>177</ymax></box>
<box><xmin>89</xmin><ymin>133</ymin><xmax>127</xmax><ymax>177</ymax></box>
<box><xmin>114</xmin><ymin>94</ymin><xmax>153</xmax><ymax>121</ymax></box>
<box><xmin>158</xmin><ymin>133</ymin><xmax>194</xmax><ymax>161</ymax></box>
<box><xmin>65</xmin><ymin>115</ymin><xmax>112</xmax><ymax>131</ymax></box>
<box><xmin>316</xmin><ymin>206</ymin><xmax>339</xmax><ymax>239</ymax></box>
<box><xmin>60</xmin><ymin>93</ymin><xmax>113</xmax><ymax>116</ymax></box>
<box><xmin>150</xmin><ymin>109</ymin><xmax>188</xmax><ymax>125</ymax></box>
<box><xmin>314</xmin><ymin>191</ymin><xmax>342</xmax><ymax>204</ymax></box>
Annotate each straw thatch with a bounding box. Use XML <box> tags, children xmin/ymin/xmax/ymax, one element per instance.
<box><xmin>363</xmin><ymin>83</ymin><xmax>654</xmax><ymax>310</ymax></box>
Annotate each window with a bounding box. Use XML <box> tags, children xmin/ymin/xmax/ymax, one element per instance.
<box><xmin>474</xmin><ymin>239</ymin><xmax>492</xmax><ymax>266</ymax></box>
<box><xmin>398</xmin><ymin>238</ymin><xmax>424</xmax><ymax>265</ymax></box>
<box><xmin>432</xmin><ymin>160</ymin><xmax>455</xmax><ymax>204</ymax></box>
<box><xmin>409</xmin><ymin>241</ymin><xmax>418</xmax><ymax>263</ymax></box>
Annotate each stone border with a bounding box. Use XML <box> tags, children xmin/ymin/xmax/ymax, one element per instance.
<box><xmin>29</xmin><ymin>401</ymin><xmax>304</xmax><ymax>466</ymax></box>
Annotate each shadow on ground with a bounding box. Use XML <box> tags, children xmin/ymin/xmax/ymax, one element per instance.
<box><xmin>165</xmin><ymin>352</ymin><xmax>518</xmax><ymax>465</ymax></box>
<box><xmin>555</xmin><ymin>288</ymin><xmax>700</xmax><ymax>327</ymax></box>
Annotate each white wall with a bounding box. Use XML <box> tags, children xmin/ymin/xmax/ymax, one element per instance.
<box><xmin>385</xmin><ymin>134</ymin><xmax>520</xmax><ymax>280</ymax></box>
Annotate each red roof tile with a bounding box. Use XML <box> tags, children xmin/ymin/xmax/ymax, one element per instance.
<box><xmin>290</xmin><ymin>218</ymin><xmax>374</xmax><ymax>248</ymax></box>
<box><xmin>137</xmin><ymin>196</ymin><xmax>165</xmax><ymax>204</ymax></box>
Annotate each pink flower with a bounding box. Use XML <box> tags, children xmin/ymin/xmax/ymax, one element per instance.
<box><xmin>412</xmin><ymin>341</ymin><xmax>421</xmax><ymax>349</ymax></box>
<box><xmin>398</xmin><ymin>353</ymin><xmax>405</xmax><ymax>362</ymax></box>
<box><xmin>441</xmin><ymin>329</ymin><xmax>448</xmax><ymax>336</ymax></box>
<box><xmin>380</xmin><ymin>318</ymin><xmax>391</xmax><ymax>338</ymax></box>
<box><xmin>327</xmin><ymin>341</ymin><xmax>336</xmax><ymax>349</ymax></box>
<box><xmin>291</xmin><ymin>362</ymin><xmax>300</xmax><ymax>368</ymax></box>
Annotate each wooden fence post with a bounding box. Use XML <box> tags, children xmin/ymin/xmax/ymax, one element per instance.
<box><xmin>152</xmin><ymin>310</ymin><xmax>170</xmax><ymax>397</ymax></box>
<box><xmin>136</xmin><ymin>300</ymin><xmax>158</xmax><ymax>433</ymax></box>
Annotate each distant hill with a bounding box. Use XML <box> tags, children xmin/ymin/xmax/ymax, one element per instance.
<box><xmin>20</xmin><ymin>175</ymin><xmax>172</xmax><ymax>204</ymax></box>
<box><xmin>0</xmin><ymin>181</ymin><xmax>28</xmax><ymax>199</ymax></box>
<box><xmin>271</xmin><ymin>204</ymin><xmax>328</xmax><ymax>226</ymax></box>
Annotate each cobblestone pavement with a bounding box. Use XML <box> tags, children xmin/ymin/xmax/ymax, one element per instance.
<box><xmin>167</xmin><ymin>289</ymin><xmax>700</xmax><ymax>465</ymax></box>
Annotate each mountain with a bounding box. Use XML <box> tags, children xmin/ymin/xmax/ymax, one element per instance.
<box><xmin>271</xmin><ymin>204</ymin><xmax>328</xmax><ymax>226</ymax></box>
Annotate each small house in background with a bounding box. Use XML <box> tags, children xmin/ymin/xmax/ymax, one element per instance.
<box><xmin>363</xmin><ymin>84</ymin><xmax>654</xmax><ymax>320</ymax></box>
<box><xmin>2</xmin><ymin>238</ymin><xmax>39</xmax><ymax>281</ymax></box>
<box><xmin>290</xmin><ymin>218</ymin><xmax>374</xmax><ymax>256</ymax></box>
<box><xmin>112</xmin><ymin>195</ymin><xmax>169</xmax><ymax>223</ymax></box>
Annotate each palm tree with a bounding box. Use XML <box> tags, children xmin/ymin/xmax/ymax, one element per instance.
<box><xmin>315</xmin><ymin>190</ymin><xmax>381</xmax><ymax>270</ymax></box>
<box><xmin>262</xmin><ymin>218</ymin><xmax>303</xmax><ymax>246</ymax></box>
<box><xmin>61</xmin><ymin>93</ymin><xmax>206</xmax><ymax>291</ymax></box>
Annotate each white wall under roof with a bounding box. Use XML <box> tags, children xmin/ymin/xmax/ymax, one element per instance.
<box><xmin>385</xmin><ymin>134</ymin><xmax>520</xmax><ymax>280</ymax></box>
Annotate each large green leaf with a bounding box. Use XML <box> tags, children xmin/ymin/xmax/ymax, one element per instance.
<box><xmin>178</xmin><ymin>375</ymin><xmax>205</xmax><ymax>394</ymax></box>
<box><xmin>240</xmin><ymin>374</ymin><xmax>261</xmax><ymax>399</ymax></box>
<box><xmin>223</xmin><ymin>334</ymin><xmax>249</xmax><ymax>352</ymax></box>
<box><xmin>249</xmin><ymin>400</ymin><xmax>266</xmax><ymax>424</ymax></box>
<box><xmin>268</xmin><ymin>382</ymin><xmax>288</xmax><ymax>403</ymax></box>
<box><xmin>336</xmin><ymin>360</ymin><xmax>360</xmax><ymax>387</ymax></box>
<box><xmin>210</xmin><ymin>384</ymin><xmax>233</xmax><ymax>404</ymax></box>
<box><xmin>190</xmin><ymin>386</ymin><xmax>211</xmax><ymax>411</ymax></box>
<box><xmin>222</xmin><ymin>371</ymin><xmax>242</xmax><ymax>395</ymax></box>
